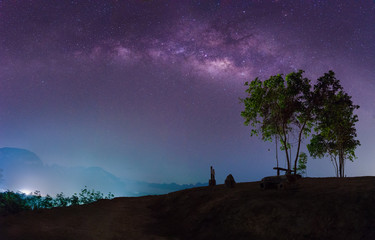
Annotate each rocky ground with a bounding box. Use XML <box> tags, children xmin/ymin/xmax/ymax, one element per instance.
<box><xmin>1</xmin><ymin>177</ymin><xmax>375</xmax><ymax>239</ymax></box>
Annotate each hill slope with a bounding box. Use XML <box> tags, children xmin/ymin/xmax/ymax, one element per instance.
<box><xmin>1</xmin><ymin>177</ymin><xmax>375</xmax><ymax>239</ymax></box>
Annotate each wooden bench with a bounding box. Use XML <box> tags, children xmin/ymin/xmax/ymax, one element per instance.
<box><xmin>273</xmin><ymin>167</ymin><xmax>295</xmax><ymax>176</ymax></box>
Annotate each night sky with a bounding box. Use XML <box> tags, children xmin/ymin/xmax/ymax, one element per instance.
<box><xmin>0</xmin><ymin>0</ymin><xmax>374</xmax><ymax>195</ymax></box>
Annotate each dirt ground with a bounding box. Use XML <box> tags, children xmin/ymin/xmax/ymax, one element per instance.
<box><xmin>1</xmin><ymin>177</ymin><xmax>375</xmax><ymax>239</ymax></box>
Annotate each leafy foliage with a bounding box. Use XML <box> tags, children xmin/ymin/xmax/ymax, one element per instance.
<box><xmin>77</xmin><ymin>186</ymin><xmax>114</xmax><ymax>205</ymax></box>
<box><xmin>70</xmin><ymin>194</ymin><xmax>80</xmax><ymax>206</ymax></box>
<box><xmin>0</xmin><ymin>191</ymin><xmax>30</xmax><ymax>215</ymax></box>
<box><xmin>307</xmin><ymin>71</ymin><xmax>360</xmax><ymax>177</ymax></box>
<box><xmin>241</xmin><ymin>70</ymin><xmax>313</xmax><ymax>173</ymax></box>
<box><xmin>27</xmin><ymin>190</ymin><xmax>42</xmax><ymax>210</ymax></box>
<box><xmin>54</xmin><ymin>192</ymin><xmax>70</xmax><ymax>207</ymax></box>
<box><xmin>241</xmin><ymin>70</ymin><xmax>360</xmax><ymax>177</ymax></box>
<box><xmin>296</xmin><ymin>152</ymin><xmax>307</xmax><ymax>176</ymax></box>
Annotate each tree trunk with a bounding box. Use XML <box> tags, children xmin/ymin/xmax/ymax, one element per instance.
<box><xmin>283</xmin><ymin>142</ymin><xmax>290</xmax><ymax>171</ymax></box>
<box><xmin>281</xmin><ymin>124</ymin><xmax>290</xmax><ymax>171</ymax></box>
<box><xmin>294</xmin><ymin>122</ymin><xmax>307</xmax><ymax>175</ymax></box>
<box><xmin>339</xmin><ymin>148</ymin><xmax>345</xmax><ymax>177</ymax></box>
<box><xmin>331</xmin><ymin>155</ymin><xmax>339</xmax><ymax>177</ymax></box>
<box><xmin>276</xmin><ymin>136</ymin><xmax>279</xmax><ymax>176</ymax></box>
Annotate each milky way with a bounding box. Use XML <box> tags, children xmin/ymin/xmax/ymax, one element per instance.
<box><xmin>0</xmin><ymin>1</ymin><xmax>374</xmax><ymax>193</ymax></box>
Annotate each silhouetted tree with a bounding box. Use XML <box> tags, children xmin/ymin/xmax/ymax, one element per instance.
<box><xmin>307</xmin><ymin>71</ymin><xmax>360</xmax><ymax>177</ymax></box>
<box><xmin>241</xmin><ymin>70</ymin><xmax>313</xmax><ymax>174</ymax></box>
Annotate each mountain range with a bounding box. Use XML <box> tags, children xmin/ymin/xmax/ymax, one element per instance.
<box><xmin>0</xmin><ymin>147</ymin><xmax>205</xmax><ymax>197</ymax></box>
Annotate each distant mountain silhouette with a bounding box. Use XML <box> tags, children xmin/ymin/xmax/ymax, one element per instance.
<box><xmin>0</xmin><ymin>147</ymin><xmax>43</xmax><ymax>168</ymax></box>
<box><xmin>0</xmin><ymin>147</ymin><xmax>205</xmax><ymax>196</ymax></box>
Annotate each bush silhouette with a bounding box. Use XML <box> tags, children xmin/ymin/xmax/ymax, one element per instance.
<box><xmin>0</xmin><ymin>191</ymin><xmax>30</xmax><ymax>215</ymax></box>
<box><xmin>0</xmin><ymin>187</ymin><xmax>114</xmax><ymax>215</ymax></box>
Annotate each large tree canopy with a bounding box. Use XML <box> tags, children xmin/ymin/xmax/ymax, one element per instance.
<box><xmin>241</xmin><ymin>70</ymin><xmax>360</xmax><ymax>177</ymax></box>
<box><xmin>308</xmin><ymin>71</ymin><xmax>360</xmax><ymax>177</ymax></box>
<box><xmin>241</xmin><ymin>70</ymin><xmax>313</xmax><ymax>174</ymax></box>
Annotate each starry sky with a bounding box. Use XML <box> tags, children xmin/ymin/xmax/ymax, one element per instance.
<box><xmin>0</xmin><ymin>0</ymin><xmax>374</xmax><ymax>193</ymax></box>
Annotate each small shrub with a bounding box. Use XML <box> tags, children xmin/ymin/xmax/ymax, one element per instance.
<box><xmin>41</xmin><ymin>194</ymin><xmax>54</xmax><ymax>209</ymax></box>
<box><xmin>0</xmin><ymin>191</ymin><xmax>30</xmax><ymax>215</ymax></box>
<box><xmin>54</xmin><ymin>192</ymin><xmax>70</xmax><ymax>207</ymax></box>
<box><xmin>26</xmin><ymin>190</ymin><xmax>42</xmax><ymax>210</ymax></box>
<box><xmin>70</xmin><ymin>194</ymin><xmax>80</xmax><ymax>206</ymax></box>
<box><xmin>77</xmin><ymin>186</ymin><xmax>113</xmax><ymax>205</ymax></box>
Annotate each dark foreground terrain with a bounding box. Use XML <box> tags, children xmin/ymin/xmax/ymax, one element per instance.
<box><xmin>1</xmin><ymin>177</ymin><xmax>375</xmax><ymax>240</ymax></box>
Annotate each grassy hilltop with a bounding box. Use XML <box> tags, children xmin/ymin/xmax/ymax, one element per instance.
<box><xmin>1</xmin><ymin>177</ymin><xmax>375</xmax><ymax>240</ymax></box>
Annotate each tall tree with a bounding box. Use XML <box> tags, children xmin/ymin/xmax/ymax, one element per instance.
<box><xmin>307</xmin><ymin>71</ymin><xmax>360</xmax><ymax>177</ymax></box>
<box><xmin>241</xmin><ymin>70</ymin><xmax>313</xmax><ymax>174</ymax></box>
